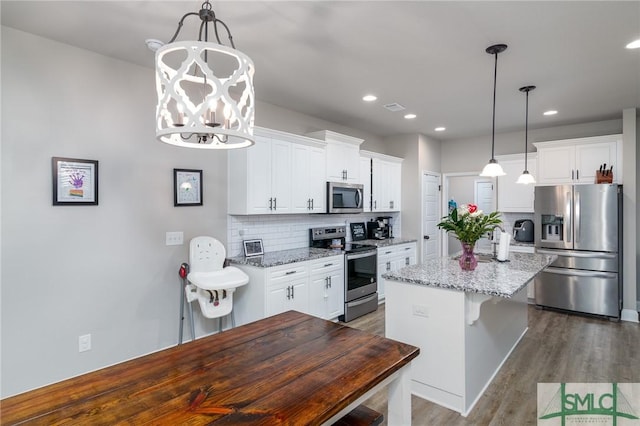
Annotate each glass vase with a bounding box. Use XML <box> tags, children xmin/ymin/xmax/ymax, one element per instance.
<box><xmin>459</xmin><ymin>242</ymin><xmax>478</xmax><ymax>271</ymax></box>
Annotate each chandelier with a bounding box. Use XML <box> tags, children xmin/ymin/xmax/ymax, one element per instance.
<box><xmin>153</xmin><ymin>1</ymin><xmax>255</xmax><ymax>149</ymax></box>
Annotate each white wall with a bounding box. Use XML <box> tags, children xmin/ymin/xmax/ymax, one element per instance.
<box><xmin>0</xmin><ymin>27</ymin><xmax>233</xmax><ymax>397</ymax></box>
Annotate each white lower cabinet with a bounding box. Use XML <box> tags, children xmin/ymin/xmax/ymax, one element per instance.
<box><xmin>308</xmin><ymin>256</ymin><xmax>345</xmax><ymax>320</ymax></box>
<box><xmin>377</xmin><ymin>242</ymin><xmax>417</xmax><ymax>300</ymax></box>
<box><xmin>233</xmin><ymin>255</ymin><xmax>345</xmax><ymax>326</ymax></box>
<box><xmin>266</xmin><ymin>264</ymin><xmax>309</xmax><ymax>317</ymax></box>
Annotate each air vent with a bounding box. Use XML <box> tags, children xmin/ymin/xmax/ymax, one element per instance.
<box><xmin>383</xmin><ymin>103</ymin><xmax>406</xmax><ymax>112</ymax></box>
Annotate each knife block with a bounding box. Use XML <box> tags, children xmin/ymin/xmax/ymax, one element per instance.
<box><xmin>596</xmin><ymin>170</ymin><xmax>613</xmax><ymax>184</ymax></box>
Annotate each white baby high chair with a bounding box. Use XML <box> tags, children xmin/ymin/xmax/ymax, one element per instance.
<box><xmin>186</xmin><ymin>236</ymin><xmax>248</xmax><ymax>333</ymax></box>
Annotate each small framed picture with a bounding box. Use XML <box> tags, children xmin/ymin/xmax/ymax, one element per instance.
<box><xmin>52</xmin><ymin>157</ymin><xmax>99</xmax><ymax>205</ymax></box>
<box><xmin>174</xmin><ymin>169</ymin><xmax>203</xmax><ymax>206</ymax></box>
<box><xmin>243</xmin><ymin>239</ymin><xmax>264</xmax><ymax>257</ymax></box>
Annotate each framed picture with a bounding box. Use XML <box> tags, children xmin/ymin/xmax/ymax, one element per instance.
<box><xmin>174</xmin><ymin>169</ymin><xmax>203</xmax><ymax>206</ymax></box>
<box><xmin>52</xmin><ymin>157</ymin><xmax>98</xmax><ymax>205</ymax></box>
<box><xmin>243</xmin><ymin>239</ymin><xmax>264</xmax><ymax>257</ymax></box>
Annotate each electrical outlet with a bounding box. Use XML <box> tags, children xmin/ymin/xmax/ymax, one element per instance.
<box><xmin>412</xmin><ymin>304</ymin><xmax>430</xmax><ymax>318</ymax></box>
<box><xmin>166</xmin><ymin>231</ymin><xmax>184</xmax><ymax>246</ymax></box>
<box><xmin>79</xmin><ymin>334</ymin><xmax>91</xmax><ymax>352</ymax></box>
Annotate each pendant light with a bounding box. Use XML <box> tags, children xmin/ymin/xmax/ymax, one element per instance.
<box><xmin>516</xmin><ymin>86</ymin><xmax>536</xmax><ymax>184</ymax></box>
<box><xmin>153</xmin><ymin>1</ymin><xmax>255</xmax><ymax>149</ymax></box>
<box><xmin>480</xmin><ymin>44</ymin><xmax>507</xmax><ymax>177</ymax></box>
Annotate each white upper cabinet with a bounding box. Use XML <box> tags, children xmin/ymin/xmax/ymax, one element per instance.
<box><xmin>229</xmin><ymin>127</ymin><xmax>326</xmax><ymax>215</ymax></box>
<box><xmin>307</xmin><ymin>130</ymin><xmax>364</xmax><ymax>183</ymax></box>
<box><xmin>534</xmin><ymin>134</ymin><xmax>622</xmax><ymax>185</ymax></box>
<box><xmin>292</xmin><ymin>143</ymin><xmax>326</xmax><ymax>213</ymax></box>
<box><xmin>496</xmin><ymin>153</ymin><xmax>537</xmax><ymax>213</ymax></box>
<box><xmin>362</xmin><ymin>151</ymin><xmax>402</xmax><ymax>212</ymax></box>
<box><xmin>360</xmin><ymin>156</ymin><xmax>372</xmax><ymax>212</ymax></box>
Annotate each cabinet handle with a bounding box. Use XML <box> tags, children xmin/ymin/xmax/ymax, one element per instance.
<box><xmin>311</xmin><ymin>198</ymin><xmax>314</xmax><ymax>210</ymax></box>
<box><xmin>390</xmin><ymin>201</ymin><xmax>393</xmax><ymax>209</ymax></box>
<box><xmin>405</xmin><ymin>257</ymin><xmax>410</xmax><ymax>265</ymax></box>
<box><xmin>329</xmin><ymin>276</ymin><xmax>332</xmax><ymax>288</ymax></box>
<box><xmin>273</xmin><ymin>197</ymin><xmax>277</xmax><ymax>210</ymax></box>
<box><xmin>576</xmin><ymin>169</ymin><xmax>579</xmax><ymax>180</ymax></box>
<box><xmin>325</xmin><ymin>277</ymin><xmax>329</xmax><ymax>289</ymax></box>
<box><xmin>324</xmin><ymin>263</ymin><xmax>333</xmax><ymax>267</ymax></box>
<box><xmin>286</xmin><ymin>286</ymin><xmax>291</xmax><ymax>300</ymax></box>
<box><xmin>571</xmin><ymin>170</ymin><xmax>574</xmax><ymax>180</ymax></box>
<box><xmin>385</xmin><ymin>251</ymin><xmax>392</xmax><ymax>255</ymax></box>
<box><xmin>291</xmin><ymin>285</ymin><xmax>295</xmax><ymax>299</ymax></box>
<box><xmin>285</xmin><ymin>270</ymin><xmax>296</xmax><ymax>275</ymax></box>
<box><xmin>307</xmin><ymin>198</ymin><xmax>311</xmax><ymax>209</ymax></box>
<box><xmin>404</xmin><ymin>247</ymin><xmax>411</xmax><ymax>251</ymax></box>
<box><xmin>374</xmin><ymin>200</ymin><xmax>377</xmax><ymax>209</ymax></box>
<box><xmin>269</xmin><ymin>197</ymin><xmax>273</xmax><ymax>210</ymax></box>
<box><xmin>386</xmin><ymin>261</ymin><xmax>391</xmax><ymax>271</ymax></box>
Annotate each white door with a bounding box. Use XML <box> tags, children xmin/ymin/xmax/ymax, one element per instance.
<box><xmin>474</xmin><ymin>180</ymin><xmax>495</xmax><ymax>251</ymax></box>
<box><xmin>422</xmin><ymin>173</ymin><xmax>441</xmax><ymax>260</ymax></box>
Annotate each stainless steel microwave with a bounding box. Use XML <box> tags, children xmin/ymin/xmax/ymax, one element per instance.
<box><xmin>327</xmin><ymin>182</ymin><xmax>364</xmax><ymax>214</ymax></box>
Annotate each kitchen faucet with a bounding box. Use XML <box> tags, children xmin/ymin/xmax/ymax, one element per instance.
<box><xmin>489</xmin><ymin>225</ymin><xmax>506</xmax><ymax>258</ymax></box>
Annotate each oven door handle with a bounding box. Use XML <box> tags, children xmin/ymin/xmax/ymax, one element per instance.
<box><xmin>346</xmin><ymin>251</ymin><xmax>376</xmax><ymax>260</ymax></box>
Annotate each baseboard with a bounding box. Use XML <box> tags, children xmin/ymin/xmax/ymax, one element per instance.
<box><xmin>621</xmin><ymin>308</ymin><xmax>639</xmax><ymax>323</ymax></box>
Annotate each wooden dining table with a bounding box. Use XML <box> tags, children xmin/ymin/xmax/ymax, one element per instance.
<box><xmin>1</xmin><ymin>310</ymin><xmax>419</xmax><ymax>425</ymax></box>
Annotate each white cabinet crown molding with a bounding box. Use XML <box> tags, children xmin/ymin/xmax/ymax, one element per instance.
<box><xmin>254</xmin><ymin>126</ymin><xmax>326</xmax><ymax>148</ymax></box>
<box><xmin>306</xmin><ymin>130</ymin><xmax>364</xmax><ymax>147</ymax></box>
<box><xmin>360</xmin><ymin>150</ymin><xmax>404</xmax><ymax>163</ymax></box>
<box><xmin>532</xmin><ymin>134</ymin><xmax>622</xmax><ymax>150</ymax></box>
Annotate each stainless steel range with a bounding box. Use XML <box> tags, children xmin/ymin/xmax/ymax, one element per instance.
<box><xmin>310</xmin><ymin>227</ymin><xmax>378</xmax><ymax>322</ymax></box>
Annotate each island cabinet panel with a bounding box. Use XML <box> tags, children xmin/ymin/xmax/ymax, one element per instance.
<box><xmin>385</xmin><ymin>280</ymin><xmax>529</xmax><ymax>416</ymax></box>
<box><xmin>534</xmin><ymin>134</ymin><xmax>622</xmax><ymax>185</ymax></box>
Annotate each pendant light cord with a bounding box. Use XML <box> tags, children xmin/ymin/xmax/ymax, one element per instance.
<box><xmin>491</xmin><ymin>51</ymin><xmax>498</xmax><ymax>160</ymax></box>
<box><xmin>524</xmin><ymin>89</ymin><xmax>529</xmax><ymax>171</ymax></box>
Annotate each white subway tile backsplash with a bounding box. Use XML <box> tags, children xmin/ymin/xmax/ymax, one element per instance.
<box><xmin>227</xmin><ymin>213</ymin><xmax>401</xmax><ymax>256</ymax></box>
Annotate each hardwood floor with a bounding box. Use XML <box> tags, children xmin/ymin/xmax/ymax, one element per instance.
<box><xmin>345</xmin><ymin>303</ymin><xmax>640</xmax><ymax>425</ymax></box>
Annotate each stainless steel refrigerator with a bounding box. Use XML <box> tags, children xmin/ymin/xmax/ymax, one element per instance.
<box><xmin>534</xmin><ymin>184</ymin><xmax>622</xmax><ymax>318</ymax></box>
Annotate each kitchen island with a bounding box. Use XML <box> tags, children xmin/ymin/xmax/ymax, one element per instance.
<box><xmin>383</xmin><ymin>251</ymin><xmax>554</xmax><ymax>416</ymax></box>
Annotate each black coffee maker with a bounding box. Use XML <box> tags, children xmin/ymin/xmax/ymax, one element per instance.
<box><xmin>367</xmin><ymin>216</ymin><xmax>393</xmax><ymax>239</ymax></box>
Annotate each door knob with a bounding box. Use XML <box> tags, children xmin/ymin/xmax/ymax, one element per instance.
<box><xmin>423</xmin><ymin>235</ymin><xmax>430</xmax><ymax>240</ymax></box>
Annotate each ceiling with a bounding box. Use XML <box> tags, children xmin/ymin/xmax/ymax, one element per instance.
<box><xmin>2</xmin><ymin>1</ymin><xmax>639</xmax><ymax>141</ymax></box>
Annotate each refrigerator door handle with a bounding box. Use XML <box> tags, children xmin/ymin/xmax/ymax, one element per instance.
<box><xmin>544</xmin><ymin>266</ymin><xmax>617</xmax><ymax>279</ymax></box>
<box><xmin>536</xmin><ymin>249</ymin><xmax>617</xmax><ymax>259</ymax></box>
<box><xmin>565</xmin><ymin>191</ymin><xmax>572</xmax><ymax>243</ymax></box>
<box><xmin>575</xmin><ymin>191</ymin><xmax>580</xmax><ymax>243</ymax></box>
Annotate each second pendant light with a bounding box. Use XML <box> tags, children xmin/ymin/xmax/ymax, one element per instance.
<box><xmin>516</xmin><ymin>85</ymin><xmax>536</xmax><ymax>184</ymax></box>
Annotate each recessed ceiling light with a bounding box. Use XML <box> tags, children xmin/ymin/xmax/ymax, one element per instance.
<box><xmin>543</xmin><ymin>110</ymin><xmax>558</xmax><ymax>116</ymax></box>
<box><xmin>626</xmin><ymin>39</ymin><xmax>640</xmax><ymax>49</ymax></box>
<box><xmin>404</xmin><ymin>113</ymin><xmax>417</xmax><ymax>119</ymax></box>
<box><xmin>434</xmin><ymin>127</ymin><xmax>446</xmax><ymax>132</ymax></box>
<box><xmin>362</xmin><ymin>94</ymin><xmax>377</xmax><ymax>102</ymax></box>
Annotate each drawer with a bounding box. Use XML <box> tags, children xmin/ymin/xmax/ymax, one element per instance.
<box><xmin>268</xmin><ymin>264</ymin><xmax>309</xmax><ymax>281</ymax></box>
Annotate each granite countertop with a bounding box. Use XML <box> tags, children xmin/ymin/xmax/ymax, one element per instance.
<box><xmin>357</xmin><ymin>238</ymin><xmax>418</xmax><ymax>248</ymax></box>
<box><xmin>227</xmin><ymin>247</ymin><xmax>341</xmax><ymax>268</ymax></box>
<box><xmin>511</xmin><ymin>240</ymin><xmax>534</xmax><ymax>248</ymax></box>
<box><xmin>382</xmin><ymin>251</ymin><xmax>555</xmax><ymax>298</ymax></box>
